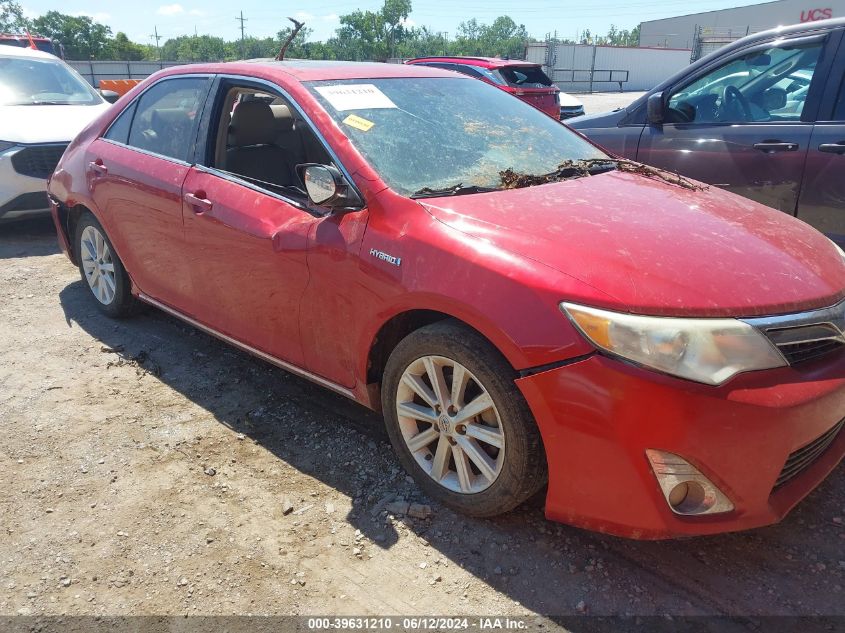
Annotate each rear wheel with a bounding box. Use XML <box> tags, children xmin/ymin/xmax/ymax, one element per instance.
<box><xmin>75</xmin><ymin>212</ymin><xmax>137</xmax><ymax>317</ymax></box>
<box><xmin>382</xmin><ymin>320</ymin><xmax>547</xmax><ymax>517</ymax></box>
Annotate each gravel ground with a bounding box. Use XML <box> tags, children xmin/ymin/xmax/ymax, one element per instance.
<box><xmin>1</xmin><ymin>217</ymin><xmax>845</xmax><ymax>623</ymax></box>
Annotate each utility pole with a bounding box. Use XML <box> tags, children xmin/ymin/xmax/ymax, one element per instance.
<box><xmin>236</xmin><ymin>11</ymin><xmax>247</xmax><ymax>59</ymax></box>
<box><xmin>150</xmin><ymin>26</ymin><xmax>162</xmax><ymax>62</ymax></box>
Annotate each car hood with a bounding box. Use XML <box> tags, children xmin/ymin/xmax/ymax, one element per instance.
<box><xmin>419</xmin><ymin>171</ymin><xmax>845</xmax><ymax>317</ymax></box>
<box><xmin>566</xmin><ymin>108</ymin><xmax>627</xmax><ymax>129</ymax></box>
<box><xmin>0</xmin><ymin>103</ymin><xmax>111</xmax><ymax>144</ymax></box>
<box><xmin>558</xmin><ymin>92</ymin><xmax>582</xmax><ymax>107</ymax></box>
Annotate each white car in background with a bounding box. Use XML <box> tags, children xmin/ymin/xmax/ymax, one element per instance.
<box><xmin>0</xmin><ymin>46</ymin><xmax>111</xmax><ymax>221</ymax></box>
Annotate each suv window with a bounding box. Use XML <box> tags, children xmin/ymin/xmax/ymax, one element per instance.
<box><xmin>126</xmin><ymin>77</ymin><xmax>209</xmax><ymax>162</ymax></box>
<box><xmin>835</xmin><ymin>76</ymin><xmax>845</xmax><ymax>121</ymax></box>
<box><xmin>667</xmin><ymin>40</ymin><xmax>823</xmax><ymax>124</ymax></box>
<box><xmin>496</xmin><ymin>66</ymin><xmax>553</xmax><ymax>87</ymax></box>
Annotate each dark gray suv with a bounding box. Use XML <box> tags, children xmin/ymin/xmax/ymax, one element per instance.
<box><xmin>569</xmin><ymin>18</ymin><xmax>845</xmax><ymax>244</ymax></box>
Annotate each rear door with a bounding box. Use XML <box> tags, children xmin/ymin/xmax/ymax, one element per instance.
<box><xmin>796</xmin><ymin>29</ymin><xmax>845</xmax><ymax>243</ymax></box>
<box><xmin>637</xmin><ymin>33</ymin><xmax>837</xmax><ymax>214</ymax></box>
<box><xmin>88</xmin><ymin>75</ymin><xmax>212</xmax><ymax>308</ymax></box>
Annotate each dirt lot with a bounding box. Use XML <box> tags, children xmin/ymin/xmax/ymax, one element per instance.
<box><xmin>2</xmin><ymin>217</ymin><xmax>845</xmax><ymax>624</ymax></box>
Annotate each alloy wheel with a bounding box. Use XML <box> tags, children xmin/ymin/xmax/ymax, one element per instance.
<box><xmin>396</xmin><ymin>355</ymin><xmax>506</xmax><ymax>494</ymax></box>
<box><xmin>80</xmin><ymin>225</ymin><xmax>116</xmax><ymax>305</ymax></box>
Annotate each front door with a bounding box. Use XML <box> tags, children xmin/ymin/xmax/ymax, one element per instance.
<box><xmin>637</xmin><ymin>34</ymin><xmax>831</xmax><ymax>214</ymax></box>
<box><xmin>797</xmin><ymin>32</ymin><xmax>845</xmax><ymax>244</ymax></box>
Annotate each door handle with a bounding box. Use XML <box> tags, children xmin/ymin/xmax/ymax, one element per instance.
<box><xmin>753</xmin><ymin>141</ymin><xmax>799</xmax><ymax>153</ymax></box>
<box><xmin>184</xmin><ymin>191</ymin><xmax>213</xmax><ymax>213</ymax></box>
<box><xmin>819</xmin><ymin>142</ymin><xmax>845</xmax><ymax>154</ymax></box>
<box><xmin>88</xmin><ymin>160</ymin><xmax>108</xmax><ymax>175</ymax></box>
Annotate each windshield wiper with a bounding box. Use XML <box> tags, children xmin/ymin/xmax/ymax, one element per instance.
<box><xmin>500</xmin><ymin>158</ymin><xmax>705</xmax><ymax>191</ymax></box>
<box><xmin>411</xmin><ymin>183</ymin><xmax>499</xmax><ymax>199</ymax></box>
<box><xmin>500</xmin><ymin>159</ymin><xmax>618</xmax><ymax>189</ymax></box>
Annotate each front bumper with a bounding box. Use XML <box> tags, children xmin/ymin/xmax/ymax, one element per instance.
<box><xmin>0</xmin><ymin>147</ymin><xmax>53</xmax><ymax>220</ymax></box>
<box><xmin>516</xmin><ymin>351</ymin><xmax>845</xmax><ymax>539</ymax></box>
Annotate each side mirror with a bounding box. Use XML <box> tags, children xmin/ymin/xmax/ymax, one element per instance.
<box><xmin>647</xmin><ymin>92</ymin><xmax>665</xmax><ymax>125</ymax></box>
<box><xmin>99</xmin><ymin>89</ymin><xmax>119</xmax><ymax>104</ymax></box>
<box><xmin>296</xmin><ymin>164</ymin><xmax>363</xmax><ymax>211</ymax></box>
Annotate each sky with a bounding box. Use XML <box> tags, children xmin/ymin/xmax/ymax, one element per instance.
<box><xmin>20</xmin><ymin>0</ymin><xmax>768</xmax><ymax>45</ymax></box>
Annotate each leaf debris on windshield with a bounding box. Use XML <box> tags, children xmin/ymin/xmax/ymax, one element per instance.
<box><xmin>499</xmin><ymin>159</ymin><xmax>707</xmax><ymax>191</ymax></box>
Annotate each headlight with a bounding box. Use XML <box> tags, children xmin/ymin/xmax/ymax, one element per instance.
<box><xmin>0</xmin><ymin>141</ymin><xmax>17</xmax><ymax>153</ymax></box>
<box><xmin>561</xmin><ymin>303</ymin><xmax>786</xmax><ymax>385</ymax></box>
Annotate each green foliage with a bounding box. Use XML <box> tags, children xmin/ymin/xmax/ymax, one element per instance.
<box><xmin>31</xmin><ymin>11</ymin><xmax>113</xmax><ymax>59</ymax></box>
<box><xmin>106</xmin><ymin>32</ymin><xmax>149</xmax><ymax>61</ymax></box>
<box><xmin>11</xmin><ymin>2</ymin><xmax>642</xmax><ymax>63</ymax></box>
<box><xmin>0</xmin><ymin>0</ymin><xmax>27</xmax><ymax>32</ymax></box>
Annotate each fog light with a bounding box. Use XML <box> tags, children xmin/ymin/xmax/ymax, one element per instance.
<box><xmin>645</xmin><ymin>449</ymin><xmax>734</xmax><ymax>516</ymax></box>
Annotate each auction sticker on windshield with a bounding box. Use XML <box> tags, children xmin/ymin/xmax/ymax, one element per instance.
<box><xmin>314</xmin><ymin>84</ymin><xmax>397</xmax><ymax>111</ymax></box>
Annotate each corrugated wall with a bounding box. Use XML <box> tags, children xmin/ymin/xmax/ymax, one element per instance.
<box><xmin>527</xmin><ymin>43</ymin><xmax>691</xmax><ymax>92</ymax></box>
<box><xmin>68</xmin><ymin>60</ymin><xmax>192</xmax><ymax>87</ymax></box>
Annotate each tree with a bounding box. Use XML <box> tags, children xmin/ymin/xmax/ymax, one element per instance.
<box><xmin>334</xmin><ymin>0</ymin><xmax>412</xmax><ymax>61</ymax></box>
<box><xmin>31</xmin><ymin>11</ymin><xmax>112</xmax><ymax>59</ymax></box>
<box><xmin>0</xmin><ymin>0</ymin><xmax>28</xmax><ymax>32</ymax></box>
<box><xmin>106</xmin><ymin>32</ymin><xmax>148</xmax><ymax>61</ymax></box>
<box><xmin>160</xmin><ymin>34</ymin><xmax>228</xmax><ymax>62</ymax></box>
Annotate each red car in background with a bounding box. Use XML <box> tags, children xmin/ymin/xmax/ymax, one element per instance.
<box><xmin>47</xmin><ymin>60</ymin><xmax>845</xmax><ymax>539</ymax></box>
<box><xmin>405</xmin><ymin>56</ymin><xmax>582</xmax><ymax>119</ymax></box>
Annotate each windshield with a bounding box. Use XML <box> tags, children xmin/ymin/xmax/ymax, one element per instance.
<box><xmin>0</xmin><ymin>55</ymin><xmax>102</xmax><ymax>106</ymax></box>
<box><xmin>307</xmin><ymin>77</ymin><xmax>605</xmax><ymax>196</ymax></box>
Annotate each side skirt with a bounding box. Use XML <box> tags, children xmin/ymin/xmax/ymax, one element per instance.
<box><xmin>137</xmin><ymin>293</ymin><xmax>357</xmax><ymax>400</ymax></box>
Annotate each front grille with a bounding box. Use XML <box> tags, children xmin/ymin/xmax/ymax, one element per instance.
<box><xmin>11</xmin><ymin>144</ymin><xmax>68</xmax><ymax>179</ymax></box>
<box><xmin>777</xmin><ymin>339</ymin><xmax>843</xmax><ymax>364</ymax></box>
<box><xmin>774</xmin><ymin>418</ymin><xmax>844</xmax><ymax>489</ymax></box>
<box><xmin>759</xmin><ymin>322</ymin><xmax>845</xmax><ymax>366</ymax></box>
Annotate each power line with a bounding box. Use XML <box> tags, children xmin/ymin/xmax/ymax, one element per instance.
<box><xmin>236</xmin><ymin>10</ymin><xmax>248</xmax><ymax>58</ymax></box>
<box><xmin>150</xmin><ymin>25</ymin><xmax>161</xmax><ymax>61</ymax></box>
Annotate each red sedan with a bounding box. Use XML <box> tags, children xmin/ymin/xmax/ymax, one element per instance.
<box><xmin>47</xmin><ymin>60</ymin><xmax>845</xmax><ymax>539</ymax></box>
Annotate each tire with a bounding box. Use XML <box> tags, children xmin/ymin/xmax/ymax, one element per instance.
<box><xmin>382</xmin><ymin>319</ymin><xmax>547</xmax><ymax>517</ymax></box>
<box><xmin>74</xmin><ymin>212</ymin><xmax>138</xmax><ymax>318</ymax></box>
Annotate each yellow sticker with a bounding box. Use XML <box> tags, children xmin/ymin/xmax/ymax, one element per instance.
<box><xmin>343</xmin><ymin>114</ymin><xmax>375</xmax><ymax>131</ymax></box>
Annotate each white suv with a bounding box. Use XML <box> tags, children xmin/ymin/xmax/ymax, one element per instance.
<box><xmin>0</xmin><ymin>46</ymin><xmax>110</xmax><ymax>220</ymax></box>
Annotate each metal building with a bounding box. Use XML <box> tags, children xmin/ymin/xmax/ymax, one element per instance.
<box><xmin>639</xmin><ymin>0</ymin><xmax>845</xmax><ymax>55</ymax></box>
<box><xmin>525</xmin><ymin>43</ymin><xmax>692</xmax><ymax>92</ymax></box>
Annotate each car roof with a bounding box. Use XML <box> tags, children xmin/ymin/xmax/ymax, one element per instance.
<box><xmin>0</xmin><ymin>44</ymin><xmax>58</xmax><ymax>60</ymax></box>
<box><xmin>160</xmin><ymin>58</ymin><xmax>470</xmax><ymax>82</ymax></box>
<box><xmin>406</xmin><ymin>56</ymin><xmax>537</xmax><ymax>69</ymax></box>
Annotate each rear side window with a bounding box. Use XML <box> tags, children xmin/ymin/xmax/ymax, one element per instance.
<box><xmin>496</xmin><ymin>66</ymin><xmax>553</xmax><ymax>87</ymax></box>
<box><xmin>104</xmin><ymin>102</ymin><xmax>136</xmax><ymax>145</ymax></box>
<box><xmin>126</xmin><ymin>77</ymin><xmax>209</xmax><ymax>163</ymax></box>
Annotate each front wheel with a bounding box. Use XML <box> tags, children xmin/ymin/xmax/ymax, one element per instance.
<box><xmin>382</xmin><ymin>320</ymin><xmax>547</xmax><ymax>517</ymax></box>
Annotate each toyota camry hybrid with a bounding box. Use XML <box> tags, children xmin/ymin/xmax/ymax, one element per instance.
<box><xmin>47</xmin><ymin>60</ymin><xmax>845</xmax><ymax>539</ymax></box>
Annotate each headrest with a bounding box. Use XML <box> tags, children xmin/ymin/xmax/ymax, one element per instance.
<box><xmin>269</xmin><ymin>104</ymin><xmax>295</xmax><ymax>133</ymax></box>
<box><xmin>152</xmin><ymin>108</ymin><xmax>190</xmax><ymax>128</ymax></box>
<box><xmin>228</xmin><ymin>100</ymin><xmax>276</xmax><ymax>147</ymax></box>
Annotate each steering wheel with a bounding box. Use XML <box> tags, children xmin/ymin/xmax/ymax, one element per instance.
<box><xmin>720</xmin><ymin>85</ymin><xmax>753</xmax><ymax>121</ymax></box>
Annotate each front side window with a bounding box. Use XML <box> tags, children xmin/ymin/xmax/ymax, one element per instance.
<box><xmin>0</xmin><ymin>54</ymin><xmax>102</xmax><ymax>106</ymax></box>
<box><xmin>205</xmin><ymin>86</ymin><xmax>333</xmax><ymax>197</ymax></box>
<box><xmin>127</xmin><ymin>77</ymin><xmax>209</xmax><ymax>163</ymax></box>
<box><xmin>307</xmin><ymin>77</ymin><xmax>605</xmax><ymax>196</ymax></box>
<box><xmin>666</xmin><ymin>40</ymin><xmax>823</xmax><ymax>124</ymax></box>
